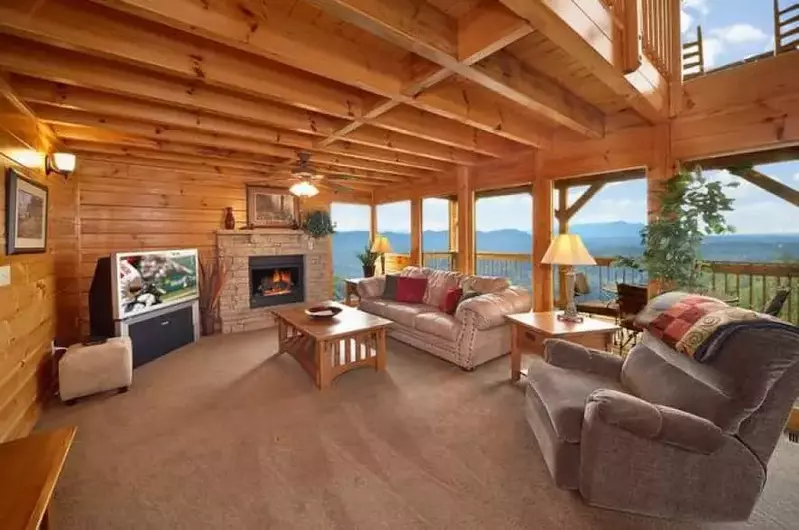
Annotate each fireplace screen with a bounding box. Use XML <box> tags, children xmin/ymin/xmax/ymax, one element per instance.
<box><xmin>249</xmin><ymin>255</ymin><xmax>304</xmax><ymax>308</ymax></box>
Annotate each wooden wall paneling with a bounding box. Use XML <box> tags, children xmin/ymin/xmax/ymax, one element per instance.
<box><xmin>0</xmin><ymin>84</ymin><xmax>78</xmax><ymax>442</ymax></box>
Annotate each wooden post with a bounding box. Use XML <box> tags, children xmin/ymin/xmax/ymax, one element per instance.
<box><xmin>410</xmin><ymin>195</ymin><xmax>422</xmax><ymax>266</ymax></box>
<box><xmin>532</xmin><ymin>176</ymin><xmax>554</xmax><ymax>312</ymax></box>
<box><xmin>448</xmin><ymin>197</ymin><xmax>458</xmax><ymax>270</ymax></box>
<box><xmin>369</xmin><ymin>193</ymin><xmax>378</xmax><ymax>243</ymax></box>
<box><xmin>773</xmin><ymin>0</ymin><xmax>781</xmax><ymax>56</ymax></box>
<box><xmin>557</xmin><ymin>186</ymin><xmax>569</xmax><ymax>308</ymax></box>
<box><xmin>647</xmin><ymin>123</ymin><xmax>674</xmax><ymax>297</ymax></box>
<box><xmin>456</xmin><ymin>167</ymin><xmax>474</xmax><ymax>275</ymax></box>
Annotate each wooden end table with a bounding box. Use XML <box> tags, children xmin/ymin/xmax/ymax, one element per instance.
<box><xmin>344</xmin><ymin>278</ymin><xmax>369</xmax><ymax>306</ymax></box>
<box><xmin>0</xmin><ymin>426</ymin><xmax>77</xmax><ymax>530</ymax></box>
<box><xmin>505</xmin><ymin>311</ymin><xmax>620</xmax><ymax>381</ymax></box>
<box><xmin>272</xmin><ymin>302</ymin><xmax>392</xmax><ymax>390</ymax></box>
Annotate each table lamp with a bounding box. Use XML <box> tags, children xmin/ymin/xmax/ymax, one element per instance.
<box><xmin>371</xmin><ymin>234</ymin><xmax>392</xmax><ymax>275</ymax></box>
<box><xmin>541</xmin><ymin>234</ymin><xmax>596</xmax><ymax>322</ymax></box>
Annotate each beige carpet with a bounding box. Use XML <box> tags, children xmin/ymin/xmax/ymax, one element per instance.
<box><xmin>38</xmin><ymin>329</ymin><xmax>799</xmax><ymax>529</ymax></box>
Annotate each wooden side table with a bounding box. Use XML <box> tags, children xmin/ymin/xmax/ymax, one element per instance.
<box><xmin>0</xmin><ymin>426</ymin><xmax>77</xmax><ymax>530</ymax></box>
<box><xmin>505</xmin><ymin>311</ymin><xmax>620</xmax><ymax>381</ymax></box>
<box><xmin>344</xmin><ymin>278</ymin><xmax>368</xmax><ymax>306</ymax></box>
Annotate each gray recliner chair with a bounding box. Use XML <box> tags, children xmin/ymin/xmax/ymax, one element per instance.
<box><xmin>524</xmin><ymin>327</ymin><xmax>799</xmax><ymax>521</ymax></box>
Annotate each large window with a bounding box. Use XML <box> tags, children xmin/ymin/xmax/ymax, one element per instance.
<box><xmin>330</xmin><ymin>202</ymin><xmax>370</xmax><ymax>300</ymax></box>
<box><xmin>422</xmin><ymin>197</ymin><xmax>452</xmax><ymax>270</ymax></box>
<box><xmin>474</xmin><ymin>191</ymin><xmax>532</xmax><ymax>286</ymax></box>
<box><xmin>376</xmin><ymin>201</ymin><xmax>410</xmax><ymax>254</ymax></box>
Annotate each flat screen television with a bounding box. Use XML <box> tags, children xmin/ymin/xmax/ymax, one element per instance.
<box><xmin>112</xmin><ymin>248</ymin><xmax>199</xmax><ymax>320</ymax></box>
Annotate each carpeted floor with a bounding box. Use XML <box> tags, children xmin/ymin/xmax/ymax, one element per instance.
<box><xmin>38</xmin><ymin>329</ymin><xmax>799</xmax><ymax>529</ymax></box>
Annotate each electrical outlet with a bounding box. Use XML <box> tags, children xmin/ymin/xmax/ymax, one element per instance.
<box><xmin>0</xmin><ymin>265</ymin><xmax>10</xmax><ymax>287</ymax></box>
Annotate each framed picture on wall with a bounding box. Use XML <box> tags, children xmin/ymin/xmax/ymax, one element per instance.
<box><xmin>5</xmin><ymin>167</ymin><xmax>49</xmax><ymax>254</ymax></box>
<box><xmin>246</xmin><ymin>186</ymin><xmax>299</xmax><ymax>228</ymax></box>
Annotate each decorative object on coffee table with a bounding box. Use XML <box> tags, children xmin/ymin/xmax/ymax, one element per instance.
<box><xmin>371</xmin><ymin>234</ymin><xmax>392</xmax><ymax>274</ymax></box>
<box><xmin>541</xmin><ymin>234</ymin><xmax>596</xmax><ymax>322</ymax></box>
<box><xmin>223</xmin><ymin>207</ymin><xmax>236</xmax><ymax>229</ymax></box>
<box><xmin>272</xmin><ymin>302</ymin><xmax>391</xmax><ymax>390</ymax></box>
<box><xmin>304</xmin><ymin>304</ymin><xmax>344</xmax><ymax>319</ymax></box>
<box><xmin>356</xmin><ymin>241</ymin><xmax>379</xmax><ymax>277</ymax></box>
<box><xmin>246</xmin><ymin>185</ymin><xmax>299</xmax><ymax>228</ymax></box>
<box><xmin>5</xmin><ymin>167</ymin><xmax>48</xmax><ymax>255</ymax></box>
<box><xmin>505</xmin><ymin>311</ymin><xmax>619</xmax><ymax>381</ymax></box>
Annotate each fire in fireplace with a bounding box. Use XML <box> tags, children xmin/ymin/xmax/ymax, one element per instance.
<box><xmin>249</xmin><ymin>255</ymin><xmax>305</xmax><ymax>308</ymax></box>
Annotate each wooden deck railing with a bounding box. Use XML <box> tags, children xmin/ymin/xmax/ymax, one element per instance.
<box><xmin>682</xmin><ymin>26</ymin><xmax>705</xmax><ymax>79</ymax></box>
<box><xmin>776</xmin><ymin>0</ymin><xmax>799</xmax><ymax>53</ymax></box>
<box><xmin>385</xmin><ymin>252</ymin><xmax>799</xmax><ymax>325</ymax></box>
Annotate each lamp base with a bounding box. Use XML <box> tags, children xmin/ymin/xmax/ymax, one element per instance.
<box><xmin>558</xmin><ymin>268</ymin><xmax>583</xmax><ymax>322</ymax></box>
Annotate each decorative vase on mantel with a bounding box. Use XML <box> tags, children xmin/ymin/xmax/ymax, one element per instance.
<box><xmin>224</xmin><ymin>207</ymin><xmax>235</xmax><ymax>230</ymax></box>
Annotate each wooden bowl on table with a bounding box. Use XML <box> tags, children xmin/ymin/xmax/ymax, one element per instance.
<box><xmin>304</xmin><ymin>305</ymin><xmax>343</xmax><ymax>320</ymax></box>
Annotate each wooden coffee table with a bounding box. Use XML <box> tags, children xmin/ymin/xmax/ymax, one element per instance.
<box><xmin>272</xmin><ymin>302</ymin><xmax>392</xmax><ymax>389</ymax></box>
<box><xmin>505</xmin><ymin>311</ymin><xmax>620</xmax><ymax>381</ymax></box>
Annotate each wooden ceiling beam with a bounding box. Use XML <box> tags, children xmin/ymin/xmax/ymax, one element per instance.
<box><xmin>306</xmin><ymin>0</ymin><xmax>602</xmax><ymax>138</ymax></box>
<box><xmin>31</xmin><ymin>102</ymin><xmax>446</xmax><ymax>174</ymax></box>
<box><xmin>727</xmin><ymin>168</ymin><xmax>799</xmax><ymax>207</ymax></box>
<box><xmin>79</xmin><ymin>0</ymin><xmax>548</xmax><ymax>146</ymax></box>
<box><xmin>46</xmin><ymin>115</ymin><xmax>427</xmax><ymax>180</ymax></box>
<box><xmin>498</xmin><ymin>0</ymin><xmax>667</xmax><ymax>124</ymax></box>
<box><xmin>458</xmin><ymin>2</ymin><xmax>534</xmax><ymax>64</ymax></box>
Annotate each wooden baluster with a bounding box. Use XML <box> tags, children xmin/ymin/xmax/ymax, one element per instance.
<box><xmin>748</xmin><ymin>274</ymin><xmax>754</xmax><ymax>309</ymax></box>
<box><xmin>762</xmin><ymin>274</ymin><xmax>767</xmax><ymax>311</ymax></box>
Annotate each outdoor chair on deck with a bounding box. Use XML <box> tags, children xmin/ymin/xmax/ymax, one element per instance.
<box><xmin>616</xmin><ymin>283</ymin><xmax>649</xmax><ymax>351</ymax></box>
<box><xmin>764</xmin><ymin>286</ymin><xmax>792</xmax><ymax>318</ymax></box>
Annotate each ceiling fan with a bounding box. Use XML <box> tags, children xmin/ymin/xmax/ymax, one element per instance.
<box><xmin>288</xmin><ymin>152</ymin><xmax>356</xmax><ymax>196</ymax></box>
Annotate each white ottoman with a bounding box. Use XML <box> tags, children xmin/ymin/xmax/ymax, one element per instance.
<box><xmin>59</xmin><ymin>337</ymin><xmax>133</xmax><ymax>404</ymax></box>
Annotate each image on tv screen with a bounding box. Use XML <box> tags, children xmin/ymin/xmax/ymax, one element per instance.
<box><xmin>117</xmin><ymin>249</ymin><xmax>198</xmax><ymax>318</ymax></box>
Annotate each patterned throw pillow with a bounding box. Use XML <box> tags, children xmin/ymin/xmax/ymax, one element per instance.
<box><xmin>396</xmin><ymin>277</ymin><xmax>428</xmax><ymax>304</ymax></box>
<box><xmin>382</xmin><ymin>274</ymin><xmax>401</xmax><ymax>300</ymax></box>
<box><xmin>438</xmin><ymin>287</ymin><xmax>463</xmax><ymax>315</ymax></box>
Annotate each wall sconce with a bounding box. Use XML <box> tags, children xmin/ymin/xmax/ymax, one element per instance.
<box><xmin>46</xmin><ymin>152</ymin><xmax>77</xmax><ymax>177</ymax></box>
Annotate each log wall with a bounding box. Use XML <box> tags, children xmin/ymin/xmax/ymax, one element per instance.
<box><xmin>0</xmin><ymin>90</ymin><xmax>79</xmax><ymax>442</ymax></box>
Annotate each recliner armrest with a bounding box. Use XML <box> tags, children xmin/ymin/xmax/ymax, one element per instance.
<box><xmin>454</xmin><ymin>286</ymin><xmax>531</xmax><ymax>329</ymax></box>
<box><xmin>544</xmin><ymin>339</ymin><xmax>622</xmax><ymax>380</ymax></box>
<box><xmin>585</xmin><ymin>389</ymin><xmax>725</xmax><ymax>455</ymax></box>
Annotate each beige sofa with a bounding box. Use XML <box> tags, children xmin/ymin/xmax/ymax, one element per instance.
<box><xmin>356</xmin><ymin>266</ymin><xmax>532</xmax><ymax>370</ymax></box>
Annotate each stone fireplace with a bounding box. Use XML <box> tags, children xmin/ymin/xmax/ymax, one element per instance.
<box><xmin>216</xmin><ymin>229</ymin><xmax>331</xmax><ymax>334</ymax></box>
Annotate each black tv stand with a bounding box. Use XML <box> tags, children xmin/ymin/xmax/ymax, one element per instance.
<box><xmin>116</xmin><ymin>300</ymin><xmax>200</xmax><ymax>368</ymax></box>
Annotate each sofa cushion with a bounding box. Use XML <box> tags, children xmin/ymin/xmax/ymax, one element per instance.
<box><xmin>358</xmin><ymin>298</ymin><xmax>394</xmax><ymax>320</ymax></box>
<box><xmin>422</xmin><ymin>269</ymin><xmax>463</xmax><ymax>307</ymax></box>
<box><xmin>526</xmin><ymin>356</ymin><xmax>626</xmax><ymax>443</ymax></box>
<box><xmin>414</xmin><ymin>312</ymin><xmax>462</xmax><ymax>342</ymax></box>
<box><xmin>396</xmin><ymin>276</ymin><xmax>427</xmax><ymax>304</ymax></box>
<box><xmin>462</xmin><ymin>275</ymin><xmax>510</xmax><ymax>294</ymax></box>
<box><xmin>380</xmin><ymin>302</ymin><xmax>438</xmax><ymax>327</ymax></box>
<box><xmin>438</xmin><ymin>287</ymin><xmax>462</xmax><ymax>315</ymax></box>
<box><xmin>382</xmin><ymin>274</ymin><xmax>400</xmax><ymax>300</ymax></box>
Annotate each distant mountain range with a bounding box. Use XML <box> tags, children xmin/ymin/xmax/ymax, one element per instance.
<box><xmin>332</xmin><ymin>221</ymin><xmax>799</xmax><ymax>280</ymax></box>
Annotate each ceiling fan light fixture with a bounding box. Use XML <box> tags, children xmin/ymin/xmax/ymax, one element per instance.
<box><xmin>290</xmin><ymin>180</ymin><xmax>319</xmax><ymax>197</ymax></box>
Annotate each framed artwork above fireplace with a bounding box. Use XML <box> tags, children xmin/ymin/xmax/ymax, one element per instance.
<box><xmin>246</xmin><ymin>186</ymin><xmax>299</xmax><ymax>228</ymax></box>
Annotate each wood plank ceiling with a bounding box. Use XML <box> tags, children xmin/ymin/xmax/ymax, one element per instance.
<box><xmin>0</xmin><ymin>0</ymin><xmax>653</xmax><ymax>195</ymax></box>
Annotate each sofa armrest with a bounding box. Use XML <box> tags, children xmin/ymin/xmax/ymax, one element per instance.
<box><xmin>544</xmin><ymin>339</ymin><xmax>622</xmax><ymax>380</ymax></box>
<box><xmin>357</xmin><ymin>276</ymin><xmax>385</xmax><ymax>299</ymax></box>
<box><xmin>585</xmin><ymin>389</ymin><xmax>725</xmax><ymax>455</ymax></box>
<box><xmin>454</xmin><ymin>286</ymin><xmax>532</xmax><ymax>330</ymax></box>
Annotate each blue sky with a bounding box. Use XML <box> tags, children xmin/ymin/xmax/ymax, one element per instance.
<box><xmin>331</xmin><ymin>0</ymin><xmax>798</xmax><ymax>235</ymax></box>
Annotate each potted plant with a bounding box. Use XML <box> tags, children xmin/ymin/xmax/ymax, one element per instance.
<box><xmin>301</xmin><ymin>210</ymin><xmax>336</xmax><ymax>239</ymax></box>
<box><xmin>198</xmin><ymin>257</ymin><xmax>231</xmax><ymax>335</ymax></box>
<box><xmin>356</xmin><ymin>242</ymin><xmax>379</xmax><ymax>277</ymax></box>
<box><xmin>615</xmin><ymin>166</ymin><xmax>736</xmax><ymax>292</ymax></box>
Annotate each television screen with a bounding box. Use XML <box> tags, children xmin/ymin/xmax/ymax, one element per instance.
<box><xmin>114</xmin><ymin>249</ymin><xmax>199</xmax><ymax>319</ymax></box>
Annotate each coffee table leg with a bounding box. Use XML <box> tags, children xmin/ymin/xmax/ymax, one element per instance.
<box><xmin>511</xmin><ymin>324</ymin><xmax>521</xmax><ymax>381</ymax></box>
<box><xmin>316</xmin><ymin>340</ymin><xmax>329</xmax><ymax>390</ymax></box>
<box><xmin>375</xmin><ymin>328</ymin><xmax>386</xmax><ymax>371</ymax></box>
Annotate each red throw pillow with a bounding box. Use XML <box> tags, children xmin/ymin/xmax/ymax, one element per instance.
<box><xmin>438</xmin><ymin>287</ymin><xmax>463</xmax><ymax>315</ymax></box>
<box><xmin>395</xmin><ymin>277</ymin><xmax>428</xmax><ymax>304</ymax></box>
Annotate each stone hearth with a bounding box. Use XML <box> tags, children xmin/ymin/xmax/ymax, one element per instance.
<box><xmin>216</xmin><ymin>229</ymin><xmax>331</xmax><ymax>334</ymax></box>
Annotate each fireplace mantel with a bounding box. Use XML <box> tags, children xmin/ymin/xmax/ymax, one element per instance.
<box><xmin>216</xmin><ymin>228</ymin><xmax>303</xmax><ymax>236</ymax></box>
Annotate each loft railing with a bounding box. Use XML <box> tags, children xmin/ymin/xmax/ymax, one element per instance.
<box><xmin>682</xmin><ymin>0</ymin><xmax>799</xmax><ymax>78</ymax></box>
<box><xmin>600</xmin><ymin>0</ymin><xmax>680</xmax><ymax>79</ymax></box>
<box><xmin>384</xmin><ymin>252</ymin><xmax>799</xmax><ymax>325</ymax></box>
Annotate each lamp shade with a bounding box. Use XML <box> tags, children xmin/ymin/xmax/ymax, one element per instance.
<box><xmin>371</xmin><ymin>235</ymin><xmax>392</xmax><ymax>253</ymax></box>
<box><xmin>541</xmin><ymin>234</ymin><xmax>596</xmax><ymax>266</ymax></box>
<box><xmin>52</xmin><ymin>152</ymin><xmax>77</xmax><ymax>173</ymax></box>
